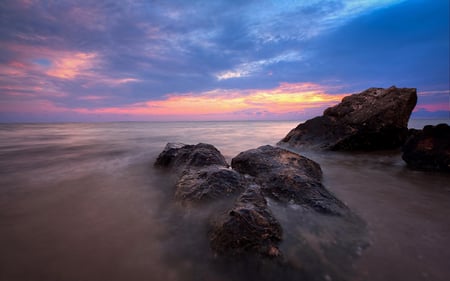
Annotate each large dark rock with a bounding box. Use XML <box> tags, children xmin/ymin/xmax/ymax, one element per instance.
<box><xmin>279</xmin><ymin>86</ymin><xmax>417</xmax><ymax>150</ymax></box>
<box><xmin>175</xmin><ymin>166</ymin><xmax>246</xmax><ymax>205</ymax></box>
<box><xmin>232</xmin><ymin>145</ymin><xmax>348</xmax><ymax>215</ymax></box>
<box><xmin>209</xmin><ymin>185</ymin><xmax>283</xmax><ymax>258</ymax></box>
<box><xmin>154</xmin><ymin>142</ymin><xmax>228</xmax><ymax>173</ymax></box>
<box><xmin>402</xmin><ymin>123</ymin><xmax>450</xmax><ymax>172</ymax></box>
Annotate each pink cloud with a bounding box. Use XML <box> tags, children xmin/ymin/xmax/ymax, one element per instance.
<box><xmin>415</xmin><ymin>103</ymin><xmax>449</xmax><ymax>112</ymax></box>
<box><xmin>45</xmin><ymin>52</ymin><xmax>98</xmax><ymax>79</ymax></box>
<box><xmin>0</xmin><ymin>99</ymin><xmax>67</xmax><ymax>113</ymax></box>
<box><xmin>78</xmin><ymin>95</ymin><xmax>109</xmax><ymax>101</ymax></box>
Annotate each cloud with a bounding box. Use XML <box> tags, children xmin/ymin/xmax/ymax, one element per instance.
<box><xmin>216</xmin><ymin>51</ymin><xmax>302</xmax><ymax>80</ymax></box>
<box><xmin>0</xmin><ymin>0</ymin><xmax>448</xmax><ymax>121</ymax></box>
<box><xmin>77</xmin><ymin>95</ymin><xmax>109</xmax><ymax>101</ymax></box>
<box><xmin>68</xmin><ymin>82</ymin><xmax>348</xmax><ymax>120</ymax></box>
<box><xmin>415</xmin><ymin>90</ymin><xmax>450</xmax><ymax>112</ymax></box>
<box><xmin>45</xmin><ymin>52</ymin><xmax>97</xmax><ymax>79</ymax></box>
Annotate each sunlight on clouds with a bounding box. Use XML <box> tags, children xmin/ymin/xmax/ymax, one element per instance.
<box><xmin>216</xmin><ymin>70</ymin><xmax>248</xmax><ymax>80</ymax></box>
<box><xmin>46</xmin><ymin>52</ymin><xmax>97</xmax><ymax>79</ymax></box>
<box><xmin>216</xmin><ymin>51</ymin><xmax>302</xmax><ymax>80</ymax></box>
<box><xmin>74</xmin><ymin>82</ymin><xmax>348</xmax><ymax>118</ymax></box>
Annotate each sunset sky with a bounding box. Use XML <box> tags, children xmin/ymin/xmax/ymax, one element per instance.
<box><xmin>0</xmin><ymin>0</ymin><xmax>448</xmax><ymax>122</ymax></box>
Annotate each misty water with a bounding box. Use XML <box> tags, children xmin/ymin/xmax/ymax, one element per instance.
<box><xmin>1</xmin><ymin>120</ymin><xmax>449</xmax><ymax>281</ymax></box>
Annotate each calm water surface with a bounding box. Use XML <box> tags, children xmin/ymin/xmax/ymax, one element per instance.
<box><xmin>0</xmin><ymin>120</ymin><xmax>449</xmax><ymax>281</ymax></box>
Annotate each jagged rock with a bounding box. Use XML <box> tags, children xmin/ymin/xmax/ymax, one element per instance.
<box><xmin>175</xmin><ymin>166</ymin><xmax>246</xmax><ymax>205</ymax></box>
<box><xmin>402</xmin><ymin>123</ymin><xmax>450</xmax><ymax>172</ymax></box>
<box><xmin>209</xmin><ymin>185</ymin><xmax>283</xmax><ymax>258</ymax></box>
<box><xmin>279</xmin><ymin>86</ymin><xmax>417</xmax><ymax>150</ymax></box>
<box><xmin>231</xmin><ymin>145</ymin><xmax>348</xmax><ymax>215</ymax></box>
<box><xmin>154</xmin><ymin>142</ymin><xmax>228</xmax><ymax>173</ymax></box>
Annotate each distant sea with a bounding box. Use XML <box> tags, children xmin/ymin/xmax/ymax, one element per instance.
<box><xmin>1</xmin><ymin>119</ymin><xmax>449</xmax><ymax>281</ymax></box>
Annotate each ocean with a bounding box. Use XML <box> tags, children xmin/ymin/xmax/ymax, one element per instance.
<box><xmin>1</xmin><ymin>120</ymin><xmax>449</xmax><ymax>281</ymax></box>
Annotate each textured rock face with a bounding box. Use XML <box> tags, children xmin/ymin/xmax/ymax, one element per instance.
<box><xmin>279</xmin><ymin>86</ymin><xmax>417</xmax><ymax>150</ymax></box>
<box><xmin>209</xmin><ymin>185</ymin><xmax>283</xmax><ymax>258</ymax></box>
<box><xmin>154</xmin><ymin>142</ymin><xmax>228</xmax><ymax>173</ymax></box>
<box><xmin>402</xmin><ymin>124</ymin><xmax>450</xmax><ymax>172</ymax></box>
<box><xmin>232</xmin><ymin>145</ymin><xmax>348</xmax><ymax>215</ymax></box>
<box><xmin>175</xmin><ymin>166</ymin><xmax>246</xmax><ymax>205</ymax></box>
<box><xmin>155</xmin><ymin>143</ymin><xmax>242</xmax><ymax>204</ymax></box>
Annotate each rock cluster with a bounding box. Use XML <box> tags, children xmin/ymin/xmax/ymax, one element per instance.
<box><xmin>154</xmin><ymin>142</ymin><xmax>368</xmax><ymax>275</ymax></box>
<box><xmin>279</xmin><ymin>86</ymin><xmax>417</xmax><ymax>150</ymax></box>
<box><xmin>402</xmin><ymin>124</ymin><xmax>450</xmax><ymax>172</ymax></box>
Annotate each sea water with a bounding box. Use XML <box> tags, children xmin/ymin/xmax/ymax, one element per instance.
<box><xmin>0</xmin><ymin>120</ymin><xmax>449</xmax><ymax>281</ymax></box>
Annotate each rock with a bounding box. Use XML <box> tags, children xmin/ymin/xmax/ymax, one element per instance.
<box><xmin>155</xmin><ymin>142</ymin><xmax>241</xmax><ymax>204</ymax></box>
<box><xmin>402</xmin><ymin>123</ymin><xmax>450</xmax><ymax>172</ymax></box>
<box><xmin>175</xmin><ymin>166</ymin><xmax>246</xmax><ymax>205</ymax></box>
<box><xmin>232</xmin><ymin>145</ymin><xmax>348</xmax><ymax>215</ymax></box>
<box><xmin>279</xmin><ymin>86</ymin><xmax>417</xmax><ymax>150</ymax></box>
<box><xmin>155</xmin><ymin>142</ymin><xmax>369</xmax><ymax>280</ymax></box>
<box><xmin>209</xmin><ymin>185</ymin><xmax>283</xmax><ymax>258</ymax></box>
<box><xmin>154</xmin><ymin>142</ymin><xmax>228</xmax><ymax>173</ymax></box>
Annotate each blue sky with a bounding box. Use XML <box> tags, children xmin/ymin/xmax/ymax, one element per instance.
<box><xmin>0</xmin><ymin>0</ymin><xmax>448</xmax><ymax>121</ymax></box>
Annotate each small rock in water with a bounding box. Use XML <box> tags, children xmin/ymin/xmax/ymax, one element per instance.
<box><xmin>402</xmin><ymin>123</ymin><xmax>450</xmax><ymax>172</ymax></box>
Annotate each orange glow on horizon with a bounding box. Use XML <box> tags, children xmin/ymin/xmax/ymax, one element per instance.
<box><xmin>3</xmin><ymin>82</ymin><xmax>448</xmax><ymax>121</ymax></box>
<box><xmin>73</xmin><ymin>82</ymin><xmax>349</xmax><ymax>117</ymax></box>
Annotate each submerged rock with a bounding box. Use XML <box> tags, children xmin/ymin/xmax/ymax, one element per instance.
<box><xmin>209</xmin><ymin>185</ymin><xmax>283</xmax><ymax>258</ymax></box>
<box><xmin>175</xmin><ymin>166</ymin><xmax>246</xmax><ymax>205</ymax></box>
<box><xmin>402</xmin><ymin>123</ymin><xmax>450</xmax><ymax>172</ymax></box>
<box><xmin>279</xmin><ymin>86</ymin><xmax>417</xmax><ymax>150</ymax></box>
<box><xmin>154</xmin><ymin>142</ymin><xmax>228</xmax><ymax>173</ymax></box>
<box><xmin>232</xmin><ymin>145</ymin><xmax>348</xmax><ymax>215</ymax></box>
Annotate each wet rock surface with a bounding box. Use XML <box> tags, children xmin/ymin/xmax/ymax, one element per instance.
<box><xmin>279</xmin><ymin>86</ymin><xmax>417</xmax><ymax>150</ymax></box>
<box><xmin>209</xmin><ymin>185</ymin><xmax>283</xmax><ymax>258</ymax></box>
<box><xmin>175</xmin><ymin>166</ymin><xmax>246</xmax><ymax>205</ymax></box>
<box><xmin>232</xmin><ymin>145</ymin><xmax>348</xmax><ymax>215</ymax></box>
<box><xmin>154</xmin><ymin>142</ymin><xmax>228</xmax><ymax>173</ymax></box>
<box><xmin>402</xmin><ymin>123</ymin><xmax>450</xmax><ymax>172</ymax></box>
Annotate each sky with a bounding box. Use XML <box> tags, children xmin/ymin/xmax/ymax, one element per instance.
<box><xmin>0</xmin><ymin>0</ymin><xmax>448</xmax><ymax>122</ymax></box>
